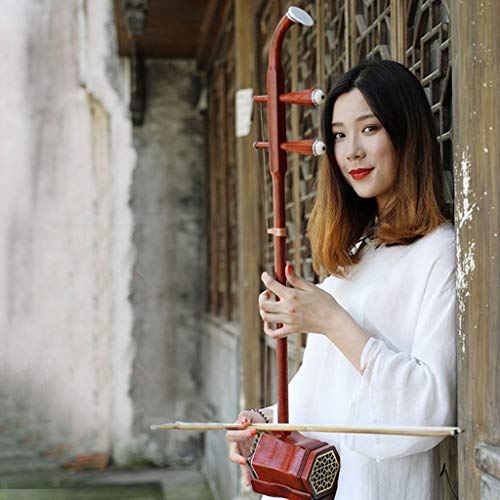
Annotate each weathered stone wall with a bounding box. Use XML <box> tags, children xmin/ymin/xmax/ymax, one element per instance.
<box><xmin>0</xmin><ymin>0</ymin><xmax>136</xmax><ymax>462</ymax></box>
<box><xmin>129</xmin><ymin>59</ymin><xmax>206</xmax><ymax>465</ymax></box>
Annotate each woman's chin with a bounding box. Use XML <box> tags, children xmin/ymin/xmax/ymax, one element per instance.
<box><xmin>353</xmin><ymin>189</ymin><xmax>376</xmax><ymax>199</ymax></box>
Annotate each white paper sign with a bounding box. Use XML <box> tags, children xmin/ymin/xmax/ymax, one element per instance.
<box><xmin>235</xmin><ymin>88</ymin><xmax>254</xmax><ymax>138</ymax></box>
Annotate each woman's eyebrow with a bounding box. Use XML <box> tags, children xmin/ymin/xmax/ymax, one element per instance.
<box><xmin>331</xmin><ymin>113</ymin><xmax>376</xmax><ymax>127</ymax></box>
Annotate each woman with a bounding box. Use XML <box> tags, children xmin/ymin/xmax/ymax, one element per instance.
<box><xmin>226</xmin><ymin>59</ymin><xmax>456</xmax><ymax>500</ymax></box>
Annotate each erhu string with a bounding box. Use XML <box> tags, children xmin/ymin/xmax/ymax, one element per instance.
<box><xmin>255</xmin><ymin>100</ymin><xmax>271</xmax><ymax>408</ymax></box>
<box><xmin>256</xmin><ymin>100</ymin><xmax>271</xmax><ymax>274</ymax></box>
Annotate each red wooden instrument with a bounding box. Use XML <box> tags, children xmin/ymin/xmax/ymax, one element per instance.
<box><xmin>249</xmin><ymin>6</ymin><xmax>340</xmax><ymax>499</ymax></box>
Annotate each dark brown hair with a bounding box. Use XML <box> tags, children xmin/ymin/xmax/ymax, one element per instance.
<box><xmin>308</xmin><ymin>60</ymin><xmax>451</xmax><ymax>278</ymax></box>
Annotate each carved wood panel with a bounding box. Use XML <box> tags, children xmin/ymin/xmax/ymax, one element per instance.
<box><xmin>323</xmin><ymin>0</ymin><xmax>349</xmax><ymax>91</ymax></box>
<box><xmin>207</xmin><ymin>8</ymin><xmax>238</xmax><ymax>321</ymax></box>
<box><xmin>226</xmin><ymin>40</ymin><xmax>239</xmax><ymax>322</ymax></box>
<box><xmin>351</xmin><ymin>0</ymin><xmax>392</xmax><ymax>63</ymax></box>
<box><xmin>406</xmin><ymin>0</ymin><xmax>453</xmax><ymax>205</ymax></box>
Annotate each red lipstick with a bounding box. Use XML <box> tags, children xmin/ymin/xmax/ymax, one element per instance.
<box><xmin>349</xmin><ymin>168</ymin><xmax>374</xmax><ymax>180</ymax></box>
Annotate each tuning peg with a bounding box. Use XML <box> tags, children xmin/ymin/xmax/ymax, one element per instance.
<box><xmin>253</xmin><ymin>90</ymin><xmax>325</xmax><ymax>107</ymax></box>
<box><xmin>280</xmin><ymin>139</ymin><xmax>326</xmax><ymax>156</ymax></box>
<box><xmin>310</xmin><ymin>89</ymin><xmax>325</xmax><ymax>106</ymax></box>
<box><xmin>279</xmin><ymin>89</ymin><xmax>325</xmax><ymax>107</ymax></box>
<box><xmin>253</xmin><ymin>95</ymin><xmax>268</xmax><ymax>103</ymax></box>
<box><xmin>312</xmin><ymin>139</ymin><xmax>326</xmax><ymax>155</ymax></box>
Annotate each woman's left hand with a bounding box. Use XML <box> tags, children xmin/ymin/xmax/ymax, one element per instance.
<box><xmin>259</xmin><ymin>265</ymin><xmax>346</xmax><ymax>339</ymax></box>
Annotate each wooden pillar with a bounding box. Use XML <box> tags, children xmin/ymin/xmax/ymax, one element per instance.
<box><xmin>235</xmin><ymin>0</ymin><xmax>261</xmax><ymax>409</ymax></box>
<box><xmin>347</xmin><ymin>0</ymin><xmax>356</xmax><ymax>66</ymax></box>
<box><xmin>451</xmin><ymin>0</ymin><xmax>500</xmax><ymax>498</ymax></box>
<box><xmin>390</xmin><ymin>0</ymin><xmax>406</xmax><ymax>64</ymax></box>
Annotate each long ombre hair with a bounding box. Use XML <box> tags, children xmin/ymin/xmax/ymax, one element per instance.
<box><xmin>308</xmin><ymin>60</ymin><xmax>451</xmax><ymax>278</ymax></box>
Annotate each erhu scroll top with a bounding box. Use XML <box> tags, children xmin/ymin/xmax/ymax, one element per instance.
<box><xmin>286</xmin><ymin>6</ymin><xmax>314</xmax><ymax>27</ymax></box>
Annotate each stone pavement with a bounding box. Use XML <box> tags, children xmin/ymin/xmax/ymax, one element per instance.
<box><xmin>0</xmin><ymin>468</ymin><xmax>214</xmax><ymax>499</ymax></box>
<box><xmin>0</xmin><ymin>416</ymin><xmax>214</xmax><ymax>500</ymax></box>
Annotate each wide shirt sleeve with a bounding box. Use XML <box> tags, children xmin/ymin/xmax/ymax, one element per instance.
<box><xmin>343</xmin><ymin>226</ymin><xmax>457</xmax><ymax>461</ymax></box>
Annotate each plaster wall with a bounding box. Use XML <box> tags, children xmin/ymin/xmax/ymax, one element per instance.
<box><xmin>0</xmin><ymin>0</ymin><xmax>136</xmax><ymax>461</ymax></box>
<box><xmin>129</xmin><ymin>59</ymin><xmax>206</xmax><ymax>465</ymax></box>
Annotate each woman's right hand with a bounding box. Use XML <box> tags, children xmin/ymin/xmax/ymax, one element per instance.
<box><xmin>226</xmin><ymin>410</ymin><xmax>266</xmax><ymax>487</ymax></box>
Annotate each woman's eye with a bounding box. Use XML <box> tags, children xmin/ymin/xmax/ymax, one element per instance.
<box><xmin>333</xmin><ymin>126</ymin><xmax>378</xmax><ymax>139</ymax></box>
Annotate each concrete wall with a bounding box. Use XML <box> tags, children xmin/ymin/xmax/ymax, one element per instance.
<box><xmin>129</xmin><ymin>59</ymin><xmax>206</xmax><ymax>465</ymax></box>
<box><xmin>0</xmin><ymin>0</ymin><xmax>136</xmax><ymax>462</ymax></box>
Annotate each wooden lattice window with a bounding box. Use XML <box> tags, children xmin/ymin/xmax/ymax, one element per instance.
<box><xmin>406</xmin><ymin>0</ymin><xmax>454</xmax><ymax>205</ymax></box>
<box><xmin>352</xmin><ymin>0</ymin><xmax>392</xmax><ymax>62</ymax></box>
<box><xmin>323</xmin><ymin>0</ymin><xmax>349</xmax><ymax>93</ymax></box>
<box><xmin>207</xmin><ymin>10</ymin><xmax>239</xmax><ymax>322</ymax></box>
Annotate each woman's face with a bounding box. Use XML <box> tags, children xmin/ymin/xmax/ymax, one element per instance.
<box><xmin>331</xmin><ymin>88</ymin><xmax>398</xmax><ymax>211</ymax></box>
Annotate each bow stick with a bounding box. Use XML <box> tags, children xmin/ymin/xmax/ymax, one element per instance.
<box><xmin>151</xmin><ymin>422</ymin><xmax>461</xmax><ymax>438</ymax></box>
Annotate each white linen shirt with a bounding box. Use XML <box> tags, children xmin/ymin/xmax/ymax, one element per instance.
<box><xmin>262</xmin><ymin>222</ymin><xmax>457</xmax><ymax>500</ymax></box>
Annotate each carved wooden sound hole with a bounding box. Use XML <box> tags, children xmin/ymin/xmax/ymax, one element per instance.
<box><xmin>309</xmin><ymin>449</ymin><xmax>340</xmax><ymax>495</ymax></box>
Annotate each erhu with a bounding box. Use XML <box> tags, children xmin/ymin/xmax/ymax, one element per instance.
<box><xmin>151</xmin><ymin>6</ymin><xmax>461</xmax><ymax>500</ymax></box>
<box><xmin>248</xmin><ymin>7</ymin><xmax>340</xmax><ymax>499</ymax></box>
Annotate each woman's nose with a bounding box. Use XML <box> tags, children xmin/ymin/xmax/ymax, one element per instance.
<box><xmin>346</xmin><ymin>140</ymin><xmax>365</xmax><ymax>161</ymax></box>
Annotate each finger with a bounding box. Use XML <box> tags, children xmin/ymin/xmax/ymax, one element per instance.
<box><xmin>258</xmin><ymin>290</ymin><xmax>275</xmax><ymax>307</ymax></box>
<box><xmin>285</xmin><ymin>264</ymin><xmax>311</xmax><ymax>291</ymax></box>
<box><xmin>259</xmin><ymin>294</ymin><xmax>284</xmax><ymax>314</ymax></box>
<box><xmin>226</xmin><ymin>428</ymin><xmax>257</xmax><ymax>442</ymax></box>
<box><xmin>260</xmin><ymin>310</ymin><xmax>286</xmax><ymax>323</ymax></box>
<box><xmin>236</xmin><ymin>411</ymin><xmax>259</xmax><ymax>426</ymax></box>
<box><xmin>263</xmin><ymin>321</ymin><xmax>296</xmax><ymax>339</ymax></box>
<box><xmin>237</xmin><ymin>416</ymin><xmax>251</xmax><ymax>427</ymax></box>
<box><xmin>230</xmin><ymin>453</ymin><xmax>248</xmax><ymax>466</ymax></box>
<box><xmin>229</xmin><ymin>437</ymin><xmax>253</xmax><ymax>463</ymax></box>
<box><xmin>229</xmin><ymin>445</ymin><xmax>247</xmax><ymax>465</ymax></box>
<box><xmin>261</xmin><ymin>272</ymin><xmax>290</xmax><ymax>298</ymax></box>
<box><xmin>259</xmin><ymin>289</ymin><xmax>273</xmax><ymax>300</ymax></box>
<box><xmin>241</xmin><ymin>463</ymin><xmax>253</xmax><ymax>487</ymax></box>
